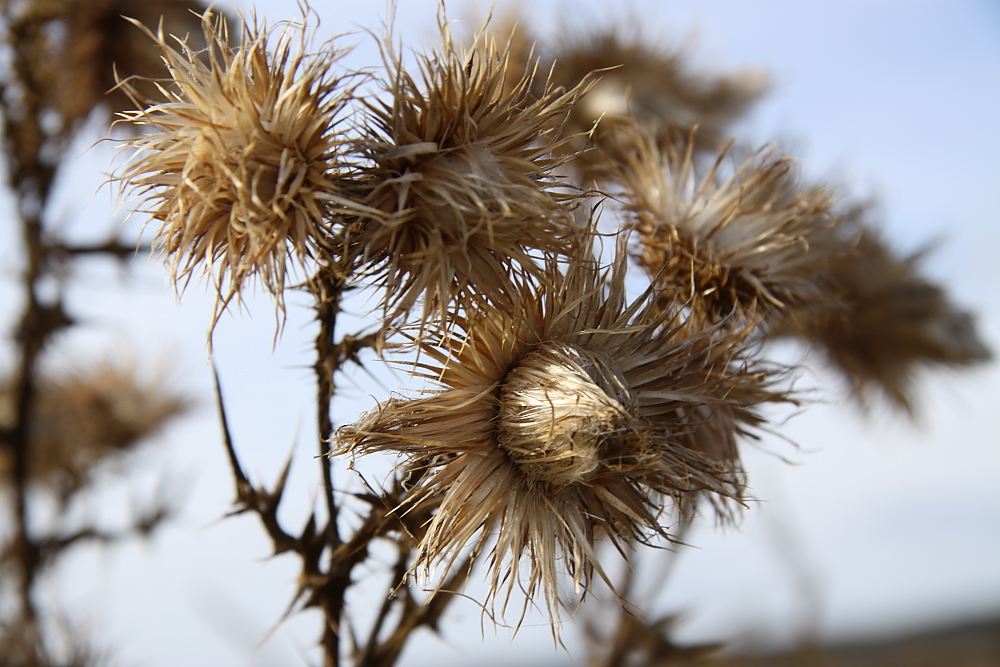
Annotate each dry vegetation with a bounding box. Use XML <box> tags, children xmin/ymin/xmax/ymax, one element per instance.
<box><xmin>0</xmin><ymin>2</ymin><xmax>991</xmax><ymax>666</ymax></box>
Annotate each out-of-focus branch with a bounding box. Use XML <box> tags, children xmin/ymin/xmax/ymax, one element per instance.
<box><xmin>0</xmin><ymin>5</ymin><xmax>180</xmax><ymax>660</ymax></box>
<box><xmin>1</xmin><ymin>1</ymin><xmax>72</xmax><ymax>630</ymax></box>
<box><xmin>34</xmin><ymin>503</ymin><xmax>173</xmax><ymax>568</ymax></box>
<box><xmin>60</xmin><ymin>239</ymin><xmax>154</xmax><ymax>260</ymax></box>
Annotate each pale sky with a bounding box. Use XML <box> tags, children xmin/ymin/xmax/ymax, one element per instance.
<box><xmin>2</xmin><ymin>1</ymin><xmax>997</xmax><ymax>666</ymax></box>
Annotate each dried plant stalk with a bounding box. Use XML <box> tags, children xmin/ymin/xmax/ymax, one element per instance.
<box><xmin>94</xmin><ymin>4</ymin><xmax>993</xmax><ymax>666</ymax></box>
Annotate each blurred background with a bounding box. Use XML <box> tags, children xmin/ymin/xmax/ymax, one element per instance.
<box><xmin>1</xmin><ymin>0</ymin><xmax>998</xmax><ymax>665</ymax></box>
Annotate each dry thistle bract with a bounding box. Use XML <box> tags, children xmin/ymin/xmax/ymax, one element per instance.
<box><xmin>119</xmin><ymin>10</ymin><xmax>361</xmax><ymax>329</ymax></box>
<box><xmin>337</xmin><ymin>240</ymin><xmax>784</xmax><ymax>628</ymax></box>
<box><xmin>349</xmin><ymin>13</ymin><xmax>590</xmax><ymax>331</ymax></box>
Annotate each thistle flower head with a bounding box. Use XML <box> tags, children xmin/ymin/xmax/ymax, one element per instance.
<box><xmin>350</xmin><ymin>13</ymin><xmax>590</xmax><ymax>330</ymax></box>
<box><xmin>619</xmin><ymin>126</ymin><xmax>840</xmax><ymax>328</ymax></box>
<box><xmin>543</xmin><ymin>27</ymin><xmax>767</xmax><ymax>179</ymax></box>
<box><xmin>337</xmin><ymin>240</ymin><xmax>783</xmax><ymax>628</ymax></box>
<box><xmin>119</xmin><ymin>11</ymin><xmax>360</xmax><ymax>326</ymax></box>
<box><xmin>774</xmin><ymin>212</ymin><xmax>992</xmax><ymax>411</ymax></box>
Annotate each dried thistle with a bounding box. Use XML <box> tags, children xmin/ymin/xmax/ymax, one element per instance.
<box><xmin>619</xmin><ymin>126</ymin><xmax>840</xmax><ymax>329</ymax></box>
<box><xmin>774</xmin><ymin>212</ymin><xmax>992</xmax><ymax>411</ymax></box>
<box><xmin>118</xmin><ymin>11</ymin><xmax>361</xmax><ymax>328</ymax></box>
<box><xmin>35</xmin><ymin>0</ymin><xmax>211</xmax><ymax>128</ymax></box>
<box><xmin>542</xmin><ymin>26</ymin><xmax>767</xmax><ymax>180</ymax></box>
<box><xmin>349</xmin><ymin>12</ymin><xmax>590</xmax><ymax>331</ymax></box>
<box><xmin>0</xmin><ymin>361</ymin><xmax>189</xmax><ymax>496</ymax></box>
<box><xmin>336</xmin><ymin>241</ymin><xmax>783</xmax><ymax>628</ymax></box>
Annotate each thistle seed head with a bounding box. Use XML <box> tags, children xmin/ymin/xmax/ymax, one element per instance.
<box><xmin>0</xmin><ymin>361</ymin><xmax>189</xmax><ymax>495</ymax></box>
<box><xmin>773</xmin><ymin>210</ymin><xmax>992</xmax><ymax>411</ymax></box>
<box><xmin>349</xmin><ymin>12</ymin><xmax>591</xmax><ymax>331</ymax></box>
<box><xmin>542</xmin><ymin>27</ymin><xmax>767</xmax><ymax>179</ymax></box>
<box><xmin>118</xmin><ymin>11</ymin><xmax>360</xmax><ymax>328</ymax></box>
<box><xmin>619</xmin><ymin>125</ymin><xmax>841</xmax><ymax>328</ymax></box>
<box><xmin>336</xmin><ymin>240</ymin><xmax>784</xmax><ymax>629</ymax></box>
<box><xmin>497</xmin><ymin>341</ymin><xmax>644</xmax><ymax>488</ymax></box>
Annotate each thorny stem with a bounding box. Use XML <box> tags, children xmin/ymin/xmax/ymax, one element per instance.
<box><xmin>314</xmin><ymin>263</ymin><xmax>344</xmax><ymax>547</ymax></box>
<box><xmin>358</xmin><ymin>556</ymin><xmax>474</xmax><ymax>667</ymax></box>
<box><xmin>214</xmin><ymin>257</ymin><xmax>474</xmax><ymax>667</ymax></box>
<box><xmin>359</xmin><ymin>542</ymin><xmax>412</xmax><ymax>666</ymax></box>
<box><xmin>313</xmin><ymin>262</ymin><xmax>345</xmax><ymax>666</ymax></box>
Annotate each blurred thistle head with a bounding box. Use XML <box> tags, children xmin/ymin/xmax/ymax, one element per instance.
<box><xmin>541</xmin><ymin>24</ymin><xmax>767</xmax><ymax>180</ymax></box>
<box><xmin>33</xmin><ymin>0</ymin><xmax>212</xmax><ymax>129</ymax></box>
<box><xmin>618</xmin><ymin>125</ymin><xmax>841</xmax><ymax>329</ymax></box>
<box><xmin>773</xmin><ymin>208</ymin><xmax>992</xmax><ymax>412</ymax></box>
<box><xmin>349</xmin><ymin>11</ymin><xmax>591</xmax><ymax>331</ymax></box>
<box><xmin>336</xmin><ymin>239</ymin><xmax>784</xmax><ymax>627</ymax></box>
<box><xmin>0</xmin><ymin>360</ymin><xmax>189</xmax><ymax>496</ymax></box>
<box><xmin>118</xmin><ymin>10</ymin><xmax>361</xmax><ymax>328</ymax></box>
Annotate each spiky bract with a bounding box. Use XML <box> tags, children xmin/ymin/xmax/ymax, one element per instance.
<box><xmin>619</xmin><ymin>127</ymin><xmax>840</xmax><ymax>328</ymax></box>
<box><xmin>774</xmin><ymin>212</ymin><xmax>991</xmax><ymax>411</ymax></box>
<box><xmin>337</xmin><ymin>243</ymin><xmax>782</xmax><ymax>627</ymax></box>
<box><xmin>349</xmin><ymin>15</ymin><xmax>589</xmax><ymax>330</ymax></box>
<box><xmin>120</xmin><ymin>11</ymin><xmax>360</xmax><ymax>324</ymax></box>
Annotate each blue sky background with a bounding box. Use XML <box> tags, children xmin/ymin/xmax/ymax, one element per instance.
<box><xmin>2</xmin><ymin>1</ymin><xmax>998</xmax><ymax>665</ymax></box>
